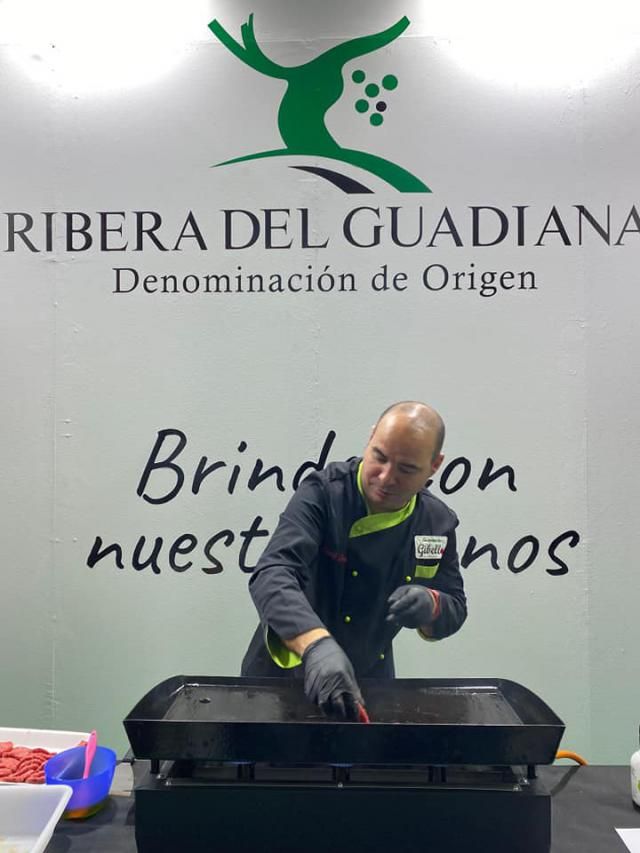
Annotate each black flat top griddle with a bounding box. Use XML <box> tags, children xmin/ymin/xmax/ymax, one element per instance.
<box><xmin>124</xmin><ymin>675</ymin><xmax>564</xmax><ymax>767</ymax></box>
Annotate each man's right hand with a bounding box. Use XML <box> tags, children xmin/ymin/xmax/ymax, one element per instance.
<box><xmin>301</xmin><ymin>636</ymin><xmax>363</xmax><ymax>720</ymax></box>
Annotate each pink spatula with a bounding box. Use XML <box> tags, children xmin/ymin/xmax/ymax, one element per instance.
<box><xmin>82</xmin><ymin>730</ymin><xmax>97</xmax><ymax>779</ymax></box>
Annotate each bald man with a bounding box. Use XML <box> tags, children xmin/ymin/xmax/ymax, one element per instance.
<box><xmin>241</xmin><ymin>402</ymin><xmax>467</xmax><ymax>719</ymax></box>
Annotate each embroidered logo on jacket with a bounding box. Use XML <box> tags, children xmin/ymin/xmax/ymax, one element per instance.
<box><xmin>415</xmin><ymin>535</ymin><xmax>447</xmax><ymax>559</ymax></box>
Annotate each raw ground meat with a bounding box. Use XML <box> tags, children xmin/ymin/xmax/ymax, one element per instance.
<box><xmin>0</xmin><ymin>741</ymin><xmax>56</xmax><ymax>783</ymax></box>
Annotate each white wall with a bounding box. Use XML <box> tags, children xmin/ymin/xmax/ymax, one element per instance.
<box><xmin>1</xmin><ymin>0</ymin><xmax>639</xmax><ymax>762</ymax></box>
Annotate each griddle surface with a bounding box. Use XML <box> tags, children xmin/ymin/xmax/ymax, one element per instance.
<box><xmin>124</xmin><ymin>676</ymin><xmax>564</xmax><ymax>766</ymax></box>
<box><xmin>164</xmin><ymin>682</ymin><xmax>522</xmax><ymax>726</ymax></box>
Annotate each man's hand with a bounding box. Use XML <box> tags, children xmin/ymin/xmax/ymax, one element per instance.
<box><xmin>386</xmin><ymin>585</ymin><xmax>439</xmax><ymax>629</ymax></box>
<box><xmin>302</xmin><ymin>636</ymin><xmax>363</xmax><ymax>720</ymax></box>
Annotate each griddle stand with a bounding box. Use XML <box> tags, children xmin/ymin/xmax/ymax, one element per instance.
<box><xmin>133</xmin><ymin>759</ymin><xmax>552</xmax><ymax>853</ymax></box>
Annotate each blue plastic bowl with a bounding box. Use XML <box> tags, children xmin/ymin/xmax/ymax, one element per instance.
<box><xmin>45</xmin><ymin>745</ymin><xmax>116</xmax><ymax>818</ymax></box>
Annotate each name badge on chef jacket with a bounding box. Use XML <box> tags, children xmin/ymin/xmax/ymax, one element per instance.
<box><xmin>415</xmin><ymin>535</ymin><xmax>447</xmax><ymax>560</ymax></box>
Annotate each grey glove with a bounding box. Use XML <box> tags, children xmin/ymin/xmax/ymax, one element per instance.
<box><xmin>302</xmin><ymin>636</ymin><xmax>363</xmax><ymax>720</ymax></box>
<box><xmin>386</xmin><ymin>585</ymin><xmax>437</xmax><ymax>629</ymax></box>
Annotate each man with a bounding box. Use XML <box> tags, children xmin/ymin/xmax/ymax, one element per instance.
<box><xmin>241</xmin><ymin>401</ymin><xmax>467</xmax><ymax>719</ymax></box>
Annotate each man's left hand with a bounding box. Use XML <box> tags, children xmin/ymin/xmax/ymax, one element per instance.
<box><xmin>386</xmin><ymin>585</ymin><xmax>438</xmax><ymax>629</ymax></box>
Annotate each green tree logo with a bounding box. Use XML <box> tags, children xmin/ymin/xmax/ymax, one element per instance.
<box><xmin>208</xmin><ymin>15</ymin><xmax>430</xmax><ymax>193</ymax></box>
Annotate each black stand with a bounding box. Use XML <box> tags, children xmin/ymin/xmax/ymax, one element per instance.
<box><xmin>134</xmin><ymin>766</ymin><xmax>551</xmax><ymax>853</ymax></box>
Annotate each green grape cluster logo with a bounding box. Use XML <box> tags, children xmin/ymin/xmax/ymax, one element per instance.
<box><xmin>208</xmin><ymin>14</ymin><xmax>430</xmax><ymax>194</ymax></box>
<box><xmin>352</xmin><ymin>70</ymin><xmax>398</xmax><ymax>127</ymax></box>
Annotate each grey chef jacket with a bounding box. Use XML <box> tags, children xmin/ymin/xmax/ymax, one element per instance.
<box><xmin>241</xmin><ymin>457</ymin><xmax>467</xmax><ymax>679</ymax></box>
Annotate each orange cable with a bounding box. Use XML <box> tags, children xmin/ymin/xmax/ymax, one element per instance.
<box><xmin>556</xmin><ymin>749</ymin><xmax>588</xmax><ymax>765</ymax></box>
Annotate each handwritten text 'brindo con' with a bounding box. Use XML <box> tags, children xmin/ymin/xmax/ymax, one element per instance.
<box><xmin>86</xmin><ymin>428</ymin><xmax>580</xmax><ymax>578</ymax></box>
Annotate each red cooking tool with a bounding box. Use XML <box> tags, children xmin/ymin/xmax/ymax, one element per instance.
<box><xmin>357</xmin><ymin>704</ymin><xmax>371</xmax><ymax>724</ymax></box>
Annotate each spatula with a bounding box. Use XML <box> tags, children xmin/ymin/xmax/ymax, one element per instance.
<box><xmin>82</xmin><ymin>730</ymin><xmax>97</xmax><ymax>779</ymax></box>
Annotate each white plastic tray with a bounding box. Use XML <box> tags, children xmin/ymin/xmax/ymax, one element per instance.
<box><xmin>0</xmin><ymin>728</ymin><xmax>89</xmax><ymax>753</ymax></box>
<box><xmin>0</xmin><ymin>783</ymin><xmax>72</xmax><ymax>853</ymax></box>
<box><xmin>0</xmin><ymin>728</ymin><xmax>90</xmax><ymax>786</ymax></box>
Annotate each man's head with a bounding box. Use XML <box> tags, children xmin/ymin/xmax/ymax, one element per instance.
<box><xmin>360</xmin><ymin>401</ymin><xmax>445</xmax><ymax>514</ymax></box>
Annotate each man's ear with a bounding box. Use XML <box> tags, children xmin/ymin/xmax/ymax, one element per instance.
<box><xmin>431</xmin><ymin>453</ymin><xmax>444</xmax><ymax>476</ymax></box>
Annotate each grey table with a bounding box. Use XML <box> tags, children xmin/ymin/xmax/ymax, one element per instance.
<box><xmin>46</xmin><ymin>764</ymin><xmax>640</xmax><ymax>852</ymax></box>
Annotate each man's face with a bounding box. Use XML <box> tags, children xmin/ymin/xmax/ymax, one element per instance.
<box><xmin>360</xmin><ymin>414</ymin><xmax>444</xmax><ymax>513</ymax></box>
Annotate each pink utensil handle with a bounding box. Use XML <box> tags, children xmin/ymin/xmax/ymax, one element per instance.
<box><xmin>83</xmin><ymin>730</ymin><xmax>97</xmax><ymax>779</ymax></box>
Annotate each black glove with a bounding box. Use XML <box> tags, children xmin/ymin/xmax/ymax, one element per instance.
<box><xmin>302</xmin><ymin>636</ymin><xmax>362</xmax><ymax>720</ymax></box>
<box><xmin>386</xmin><ymin>585</ymin><xmax>437</xmax><ymax>629</ymax></box>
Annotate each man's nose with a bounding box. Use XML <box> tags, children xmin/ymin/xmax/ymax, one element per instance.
<box><xmin>379</xmin><ymin>463</ymin><xmax>395</xmax><ymax>485</ymax></box>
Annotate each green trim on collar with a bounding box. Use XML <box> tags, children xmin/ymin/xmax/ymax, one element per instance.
<box><xmin>356</xmin><ymin>458</ymin><xmax>366</xmax><ymax>502</ymax></box>
<box><xmin>350</xmin><ymin>460</ymin><xmax>416</xmax><ymax>538</ymax></box>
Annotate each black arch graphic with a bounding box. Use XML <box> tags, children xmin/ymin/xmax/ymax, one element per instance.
<box><xmin>291</xmin><ymin>165</ymin><xmax>373</xmax><ymax>194</ymax></box>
